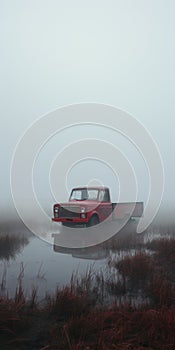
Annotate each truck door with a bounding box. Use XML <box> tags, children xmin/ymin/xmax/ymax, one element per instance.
<box><xmin>98</xmin><ymin>190</ymin><xmax>112</xmax><ymax>221</ymax></box>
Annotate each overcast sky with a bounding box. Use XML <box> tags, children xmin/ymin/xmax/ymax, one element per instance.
<box><xmin>0</xmin><ymin>0</ymin><xmax>175</xmax><ymax>222</ymax></box>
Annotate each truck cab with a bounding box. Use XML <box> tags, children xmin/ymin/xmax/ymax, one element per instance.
<box><xmin>52</xmin><ymin>186</ymin><xmax>112</xmax><ymax>226</ymax></box>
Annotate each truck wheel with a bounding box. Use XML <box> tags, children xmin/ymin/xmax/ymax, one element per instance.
<box><xmin>87</xmin><ymin>215</ymin><xmax>99</xmax><ymax>227</ymax></box>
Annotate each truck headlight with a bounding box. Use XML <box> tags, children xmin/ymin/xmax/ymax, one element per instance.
<box><xmin>54</xmin><ymin>207</ymin><xmax>59</xmax><ymax>212</ymax></box>
<box><xmin>80</xmin><ymin>207</ymin><xmax>86</xmax><ymax>213</ymax></box>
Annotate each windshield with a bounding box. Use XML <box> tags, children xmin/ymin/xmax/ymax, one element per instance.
<box><xmin>70</xmin><ymin>189</ymin><xmax>99</xmax><ymax>201</ymax></box>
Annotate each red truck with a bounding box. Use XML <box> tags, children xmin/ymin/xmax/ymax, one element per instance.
<box><xmin>52</xmin><ymin>186</ymin><xmax>143</xmax><ymax>227</ymax></box>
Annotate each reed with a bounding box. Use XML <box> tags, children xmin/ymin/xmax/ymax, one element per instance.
<box><xmin>1</xmin><ymin>231</ymin><xmax>175</xmax><ymax>349</ymax></box>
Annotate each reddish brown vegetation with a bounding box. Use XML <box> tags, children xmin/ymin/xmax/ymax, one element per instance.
<box><xmin>62</xmin><ymin>306</ymin><xmax>175</xmax><ymax>350</ymax></box>
<box><xmin>1</xmin><ymin>236</ymin><xmax>175</xmax><ymax>349</ymax></box>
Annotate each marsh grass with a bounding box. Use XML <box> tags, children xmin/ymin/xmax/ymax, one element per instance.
<box><xmin>1</xmin><ymin>261</ymin><xmax>7</xmax><ymax>291</ymax></box>
<box><xmin>0</xmin><ymin>233</ymin><xmax>29</xmax><ymax>260</ymax></box>
<box><xmin>1</xmin><ymin>226</ymin><xmax>175</xmax><ymax>349</ymax></box>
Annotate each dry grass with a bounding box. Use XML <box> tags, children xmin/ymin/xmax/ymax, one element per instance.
<box><xmin>1</xmin><ymin>227</ymin><xmax>175</xmax><ymax>349</ymax></box>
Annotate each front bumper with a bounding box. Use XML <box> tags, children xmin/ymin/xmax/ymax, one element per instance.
<box><xmin>52</xmin><ymin>217</ymin><xmax>88</xmax><ymax>223</ymax></box>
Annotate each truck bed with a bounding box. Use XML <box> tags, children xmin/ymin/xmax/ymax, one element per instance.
<box><xmin>112</xmin><ymin>202</ymin><xmax>143</xmax><ymax>220</ymax></box>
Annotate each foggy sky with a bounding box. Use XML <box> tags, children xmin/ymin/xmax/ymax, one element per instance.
<box><xmin>0</xmin><ymin>0</ymin><xmax>175</xmax><ymax>222</ymax></box>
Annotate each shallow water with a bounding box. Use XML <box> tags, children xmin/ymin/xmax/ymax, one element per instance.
<box><xmin>0</xmin><ymin>232</ymin><xmax>107</xmax><ymax>299</ymax></box>
<box><xmin>0</xmin><ymin>221</ymin><xmax>174</xmax><ymax>300</ymax></box>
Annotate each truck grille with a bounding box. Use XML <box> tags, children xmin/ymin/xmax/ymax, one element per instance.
<box><xmin>59</xmin><ymin>206</ymin><xmax>80</xmax><ymax>218</ymax></box>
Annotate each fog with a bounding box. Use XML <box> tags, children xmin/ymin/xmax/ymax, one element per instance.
<box><xmin>0</xmin><ymin>1</ymin><xmax>175</xmax><ymax>228</ymax></box>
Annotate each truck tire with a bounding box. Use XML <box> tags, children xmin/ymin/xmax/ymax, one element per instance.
<box><xmin>87</xmin><ymin>215</ymin><xmax>99</xmax><ymax>227</ymax></box>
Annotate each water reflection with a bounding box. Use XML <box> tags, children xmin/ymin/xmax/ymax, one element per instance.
<box><xmin>0</xmin><ymin>232</ymin><xmax>29</xmax><ymax>260</ymax></box>
<box><xmin>0</xmin><ymin>231</ymin><xmax>106</xmax><ymax>299</ymax></box>
<box><xmin>53</xmin><ymin>241</ymin><xmax>109</xmax><ymax>260</ymax></box>
<box><xmin>52</xmin><ymin>219</ymin><xmax>142</xmax><ymax>260</ymax></box>
<box><xmin>1</xmin><ymin>220</ymin><xmax>173</xmax><ymax>300</ymax></box>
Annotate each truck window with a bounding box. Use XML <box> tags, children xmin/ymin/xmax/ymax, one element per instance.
<box><xmin>87</xmin><ymin>190</ymin><xmax>98</xmax><ymax>200</ymax></box>
<box><xmin>70</xmin><ymin>190</ymin><xmax>78</xmax><ymax>200</ymax></box>
<box><xmin>99</xmin><ymin>190</ymin><xmax>109</xmax><ymax>202</ymax></box>
<box><xmin>70</xmin><ymin>189</ymin><xmax>99</xmax><ymax>201</ymax></box>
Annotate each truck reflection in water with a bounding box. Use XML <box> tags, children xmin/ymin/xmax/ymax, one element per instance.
<box><xmin>53</xmin><ymin>240</ymin><xmax>109</xmax><ymax>260</ymax></box>
<box><xmin>52</xmin><ymin>219</ymin><xmax>141</xmax><ymax>260</ymax></box>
